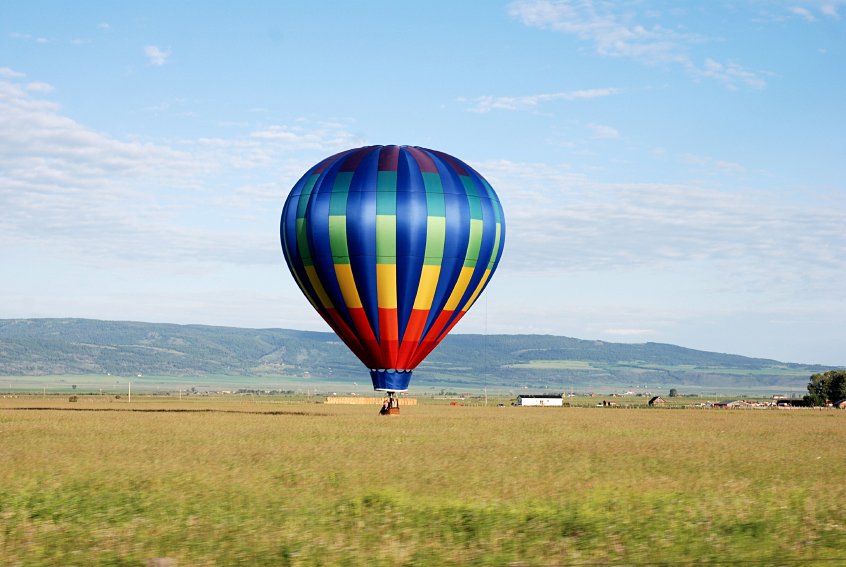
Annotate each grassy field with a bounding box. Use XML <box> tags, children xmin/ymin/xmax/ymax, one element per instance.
<box><xmin>2</xmin><ymin>374</ymin><xmax>340</xmax><ymax>394</ymax></box>
<box><xmin>1</xmin><ymin>396</ymin><xmax>844</xmax><ymax>566</ymax></box>
<box><xmin>505</xmin><ymin>360</ymin><xmax>597</xmax><ymax>370</ymax></box>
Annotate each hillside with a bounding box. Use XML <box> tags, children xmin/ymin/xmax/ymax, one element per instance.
<box><xmin>0</xmin><ymin>318</ymin><xmax>832</xmax><ymax>390</ymax></box>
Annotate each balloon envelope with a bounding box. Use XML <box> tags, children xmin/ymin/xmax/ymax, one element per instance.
<box><xmin>280</xmin><ymin>145</ymin><xmax>505</xmax><ymax>391</ymax></box>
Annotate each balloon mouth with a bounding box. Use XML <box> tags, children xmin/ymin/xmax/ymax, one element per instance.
<box><xmin>370</xmin><ymin>369</ymin><xmax>412</xmax><ymax>392</ymax></box>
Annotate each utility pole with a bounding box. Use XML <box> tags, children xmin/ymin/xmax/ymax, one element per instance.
<box><xmin>484</xmin><ymin>293</ymin><xmax>488</xmax><ymax>407</ymax></box>
<box><xmin>128</xmin><ymin>381</ymin><xmax>131</xmax><ymax>404</ymax></box>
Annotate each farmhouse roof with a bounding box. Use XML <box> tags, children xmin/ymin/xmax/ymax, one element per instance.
<box><xmin>648</xmin><ymin>396</ymin><xmax>665</xmax><ymax>405</ymax></box>
<box><xmin>517</xmin><ymin>394</ymin><xmax>563</xmax><ymax>399</ymax></box>
<box><xmin>715</xmin><ymin>400</ymin><xmax>748</xmax><ymax>407</ymax></box>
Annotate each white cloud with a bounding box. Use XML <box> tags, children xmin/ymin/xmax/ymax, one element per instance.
<box><xmin>509</xmin><ymin>0</ymin><xmax>768</xmax><ymax>89</ymax></box>
<box><xmin>790</xmin><ymin>6</ymin><xmax>816</xmax><ymax>21</ymax></box>
<box><xmin>462</xmin><ymin>88</ymin><xmax>619</xmax><ymax>113</ymax></box>
<box><xmin>11</xmin><ymin>33</ymin><xmax>50</xmax><ymax>43</ymax></box>
<box><xmin>682</xmin><ymin>153</ymin><xmax>746</xmax><ymax>175</ymax></box>
<box><xmin>144</xmin><ymin>45</ymin><xmax>171</xmax><ymax>66</ymax></box>
<box><xmin>713</xmin><ymin>160</ymin><xmax>745</xmax><ymax>175</ymax></box>
<box><xmin>820</xmin><ymin>3</ymin><xmax>840</xmax><ymax>17</ymax></box>
<box><xmin>0</xmin><ymin>67</ymin><xmax>25</xmax><ymax>78</ymax></box>
<box><xmin>195</xmin><ymin>123</ymin><xmax>363</xmax><ymax>169</ymax></box>
<box><xmin>98</xmin><ymin>22</ymin><xmax>111</xmax><ymax>30</ymax></box>
<box><xmin>508</xmin><ymin>0</ymin><xmax>694</xmax><ymax>63</ymax></box>
<box><xmin>791</xmin><ymin>2</ymin><xmax>843</xmax><ymax>20</ymax></box>
<box><xmin>0</xmin><ymin>74</ymin><xmax>364</xmax><ymax>269</ymax></box>
<box><xmin>473</xmin><ymin>158</ymin><xmax>846</xmax><ymax>309</ymax></box>
<box><xmin>25</xmin><ymin>82</ymin><xmax>54</xmax><ymax>93</ymax></box>
<box><xmin>588</xmin><ymin>123</ymin><xmax>619</xmax><ymax>139</ymax></box>
<box><xmin>251</xmin><ymin>126</ymin><xmax>300</xmax><ymax>142</ymax></box>
<box><xmin>696</xmin><ymin>58</ymin><xmax>767</xmax><ymax>90</ymax></box>
<box><xmin>0</xmin><ymin>77</ymin><xmax>214</xmax><ymax>263</ymax></box>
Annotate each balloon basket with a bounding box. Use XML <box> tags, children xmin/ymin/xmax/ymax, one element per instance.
<box><xmin>379</xmin><ymin>391</ymin><xmax>401</xmax><ymax>416</ymax></box>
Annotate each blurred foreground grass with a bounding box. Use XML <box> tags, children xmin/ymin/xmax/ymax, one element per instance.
<box><xmin>1</xmin><ymin>397</ymin><xmax>844</xmax><ymax>565</ymax></box>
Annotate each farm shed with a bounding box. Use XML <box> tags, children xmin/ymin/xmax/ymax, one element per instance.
<box><xmin>834</xmin><ymin>399</ymin><xmax>846</xmax><ymax>409</ymax></box>
<box><xmin>517</xmin><ymin>394</ymin><xmax>563</xmax><ymax>407</ymax></box>
<box><xmin>776</xmin><ymin>398</ymin><xmax>808</xmax><ymax>407</ymax></box>
<box><xmin>714</xmin><ymin>400</ymin><xmax>750</xmax><ymax>409</ymax></box>
<box><xmin>648</xmin><ymin>396</ymin><xmax>666</xmax><ymax>406</ymax></box>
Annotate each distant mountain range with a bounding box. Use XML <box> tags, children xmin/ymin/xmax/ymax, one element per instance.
<box><xmin>0</xmin><ymin>318</ymin><xmax>833</xmax><ymax>391</ymax></box>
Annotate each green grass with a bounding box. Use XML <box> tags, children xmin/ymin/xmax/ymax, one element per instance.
<box><xmin>1</xmin><ymin>374</ymin><xmax>381</xmax><ymax>396</ymax></box>
<box><xmin>505</xmin><ymin>360</ymin><xmax>596</xmax><ymax>370</ymax></box>
<box><xmin>1</xmin><ymin>397</ymin><xmax>844</xmax><ymax>565</ymax></box>
<box><xmin>499</xmin><ymin>359</ymin><xmax>815</xmax><ymax>376</ymax></box>
<box><xmin>613</xmin><ymin>362</ymin><xmax>815</xmax><ymax>377</ymax></box>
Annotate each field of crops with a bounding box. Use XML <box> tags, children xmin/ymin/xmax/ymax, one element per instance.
<box><xmin>1</xmin><ymin>396</ymin><xmax>844</xmax><ymax>565</ymax></box>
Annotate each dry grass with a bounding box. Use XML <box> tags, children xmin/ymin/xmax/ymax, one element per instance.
<box><xmin>1</xmin><ymin>396</ymin><xmax>844</xmax><ymax>565</ymax></box>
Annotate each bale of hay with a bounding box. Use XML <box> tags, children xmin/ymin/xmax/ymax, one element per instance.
<box><xmin>325</xmin><ymin>396</ymin><xmax>417</xmax><ymax>406</ymax></box>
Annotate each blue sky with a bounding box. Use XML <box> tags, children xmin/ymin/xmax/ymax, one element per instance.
<box><xmin>1</xmin><ymin>1</ymin><xmax>844</xmax><ymax>365</ymax></box>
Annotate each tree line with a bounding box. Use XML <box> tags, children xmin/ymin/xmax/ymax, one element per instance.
<box><xmin>805</xmin><ymin>370</ymin><xmax>846</xmax><ymax>406</ymax></box>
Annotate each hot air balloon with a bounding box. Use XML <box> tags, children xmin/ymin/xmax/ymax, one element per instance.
<box><xmin>280</xmin><ymin>145</ymin><xmax>505</xmax><ymax>409</ymax></box>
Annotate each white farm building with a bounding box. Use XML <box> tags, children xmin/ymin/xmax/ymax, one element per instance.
<box><xmin>517</xmin><ymin>394</ymin><xmax>563</xmax><ymax>407</ymax></box>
